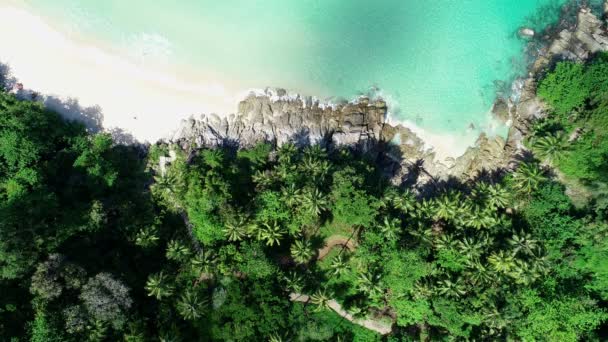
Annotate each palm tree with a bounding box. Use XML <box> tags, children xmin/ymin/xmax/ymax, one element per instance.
<box><xmin>135</xmin><ymin>226</ymin><xmax>160</xmax><ymax>249</ymax></box>
<box><xmin>310</xmin><ymin>289</ymin><xmax>332</xmax><ymax>312</ymax></box>
<box><xmin>509</xmin><ymin>259</ymin><xmax>538</xmax><ymax>285</ymax></box>
<box><xmin>223</xmin><ymin>217</ymin><xmax>248</xmax><ymax>242</ymax></box>
<box><xmin>153</xmin><ymin>170</ymin><xmax>184</xmax><ymax>209</ymax></box>
<box><xmin>457</xmin><ymin>237</ymin><xmax>483</xmax><ymax>261</ymax></box>
<box><xmin>530</xmin><ymin>250</ymin><xmax>550</xmax><ymax>276</ymax></box>
<box><xmin>508</xmin><ymin>231</ymin><xmax>538</xmax><ymax>256</ymax></box>
<box><xmin>329</xmin><ymin>255</ymin><xmax>349</xmax><ymax>277</ymax></box>
<box><xmin>303</xmin><ymin>145</ymin><xmax>327</xmax><ymax>161</ymax></box>
<box><xmin>481</xmin><ymin>307</ymin><xmax>508</xmax><ymax>338</ymax></box>
<box><xmin>281</xmin><ymin>184</ymin><xmax>302</xmax><ymax>209</ymax></box>
<box><xmin>145</xmin><ymin>272</ymin><xmax>174</xmax><ymax>300</ymax></box>
<box><xmin>346</xmin><ymin>300</ymin><xmax>369</xmax><ymax>319</ymax></box>
<box><xmin>276</xmin><ymin>163</ymin><xmax>297</xmax><ymax>183</ymax></box>
<box><xmin>434</xmin><ymin>233</ymin><xmax>456</xmax><ymax>250</ymax></box>
<box><xmin>356</xmin><ymin>272</ymin><xmax>383</xmax><ymax>299</ymax></box>
<box><xmin>472</xmin><ymin>182</ymin><xmax>491</xmax><ymax>204</ymax></box>
<box><xmin>463</xmin><ymin>206</ymin><xmax>496</xmax><ymax>229</ymax></box>
<box><xmin>380</xmin><ymin>217</ymin><xmax>401</xmax><ymax>242</ymax></box>
<box><xmin>290</xmin><ymin>239</ymin><xmax>314</xmax><ymax>264</ymax></box>
<box><xmin>531</xmin><ymin>132</ymin><xmax>569</xmax><ymax>163</ymax></box>
<box><xmin>268</xmin><ymin>333</ymin><xmax>284</xmax><ymax>342</ymax></box>
<box><xmin>191</xmin><ymin>250</ymin><xmax>216</xmax><ymax>276</ymax></box>
<box><xmin>277</xmin><ymin>143</ymin><xmax>298</xmax><ymax>164</ymax></box>
<box><xmin>413</xmin><ymin>199</ymin><xmax>435</xmax><ymax>220</ymax></box>
<box><xmin>301</xmin><ymin>158</ymin><xmax>330</xmax><ymax>181</ymax></box>
<box><xmin>410</xmin><ymin>227</ymin><xmax>434</xmax><ymax>247</ymax></box>
<box><xmin>436</xmin><ymin>278</ymin><xmax>467</xmax><ymax>298</ymax></box>
<box><xmin>259</xmin><ymin>221</ymin><xmax>285</xmax><ymax>246</ymax></box>
<box><xmin>176</xmin><ymin>289</ymin><xmax>208</xmax><ymax>321</ymax></box>
<box><xmin>487</xmin><ymin>183</ymin><xmax>511</xmax><ymax>210</ymax></box>
<box><xmin>283</xmin><ymin>271</ymin><xmax>304</xmax><ymax>293</ymax></box>
<box><xmin>434</xmin><ymin>192</ymin><xmax>460</xmax><ymax>221</ymax></box>
<box><xmin>88</xmin><ymin>320</ymin><xmax>108</xmax><ymax>342</ymax></box>
<box><xmin>513</xmin><ymin>162</ymin><xmax>546</xmax><ymax>195</ymax></box>
<box><xmin>166</xmin><ymin>240</ymin><xmax>191</xmax><ymax>263</ymax></box>
<box><xmin>252</xmin><ymin>170</ymin><xmax>274</xmax><ymax>188</ymax></box>
<box><xmin>464</xmin><ymin>261</ymin><xmax>495</xmax><ymax>286</ymax></box>
<box><xmin>488</xmin><ymin>250</ymin><xmax>516</xmax><ymax>274</ymax></box>
<box><xmin>412</xmin><ymin>281</ymin><xmax>433</xmax><ymax>300</ymax></box>
<box><xmin>396</xmin><ymin>190</ymin><xmax>417</xmax><ymax>214</ymax></box>
<box><xmin>300</xmin><ymin>188</ymin><xmax>329</xmax><ymax>217</ymax></box>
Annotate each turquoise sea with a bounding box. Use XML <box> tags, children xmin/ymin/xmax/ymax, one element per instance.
<box><xmin>21</xmin><ymin>0</ymin><xmax>579</xmax><ymax>136</ymax></box>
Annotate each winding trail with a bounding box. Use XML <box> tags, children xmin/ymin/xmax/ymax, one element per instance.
<box><xmin>289</xmin><ymin>292</ymin><xmax>393</xmax><ymax>335</ymax></box>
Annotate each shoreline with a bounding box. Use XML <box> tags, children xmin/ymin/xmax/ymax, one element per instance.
<box><xmin>0</xmin><ymin>2</ymin><xmax>577</xmax><ymax>163</ymax></box>
<box><xmin>0</xmin><ymin>4</ymin><xmax>239</xmax><ymax>142</ymax></box>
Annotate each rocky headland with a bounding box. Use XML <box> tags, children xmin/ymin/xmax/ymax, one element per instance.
<box><xmin>169</xmin><ymin>3</ymin><xmax>608</xmax><ymax>187</ymax></box>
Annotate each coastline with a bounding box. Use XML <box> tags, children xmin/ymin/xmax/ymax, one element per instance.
<box><xmin>0</xmin><ymin>4</ymin><xmax>239</xmax><ymax>142</ymax></box>
<box><xmin>0</xmin><ymin>2</ymin><xmax>593</xmax><ymax>165</ymax></box>
<box><xmin>0</xmin><ymin>3</ymin><xmax>504</xmax><ymax>161</ymax></box>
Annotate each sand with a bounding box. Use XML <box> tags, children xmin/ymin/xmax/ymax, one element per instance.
<box><xmin>0</xmin><ymin>4</ymin><xmax>238</xmax><ymax>142</ymax></box>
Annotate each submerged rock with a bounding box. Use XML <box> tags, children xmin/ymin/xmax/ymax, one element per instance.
<box><xmin>492</xmin><ymin>98</ymin><xmax>511</xmax><ymax>123</ymax></box>
<box><xmin>519</xmin><ymin>27</ymin><xmax>536</xmax><ymax>38</ymax></box>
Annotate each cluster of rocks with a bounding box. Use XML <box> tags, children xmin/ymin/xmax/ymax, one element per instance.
<box><xmin>171</xmin><ymin>88</ymin><xmax>387</xmax><ymax>152</ymax></box>
<box><xmin>169</xmin><ymin>4</ymin><xmax>608</xmax><ymax>185</ymax></box>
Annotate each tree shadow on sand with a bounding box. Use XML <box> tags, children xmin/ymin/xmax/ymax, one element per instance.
<box><xmin>0</xmin><ymin>61</ymin><xmax>17</xmax><ymax>91</ymax></box>
<box><xmin>1</xmin><ymin>60</ymin><xmax>145</xmax><ymax>145</ymax></box>
<box><xmin>43</xmin><ymin>96</ymin><xmax>105</xmax><ymax>134</ymax></box>
<box><xmin>2</xmin><ymin>60</ymin><xmax>107</xmax><ymax>134</ymax></box>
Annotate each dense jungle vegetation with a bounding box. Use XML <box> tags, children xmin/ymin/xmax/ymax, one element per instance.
<box><xmin>1</xmin><ymin>55</ymin><xmax>608</xmax><ymax>341</ymax></box>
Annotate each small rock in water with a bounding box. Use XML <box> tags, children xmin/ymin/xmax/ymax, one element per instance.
<box><xmin>518</xmin><ymin>27</ymin><xmax>535</xmax><ymax>38</ymax></box>
<box><xmin>492</xmin><ymin>98</ymin><xmax>510</xmax><ymax>123</ymax></box>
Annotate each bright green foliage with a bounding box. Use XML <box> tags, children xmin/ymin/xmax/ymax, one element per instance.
<box><xmin>535</xmin><ymin>54</ymin><xmax>608</xmax><ymax>183</ymax></box>
<box><xmin>330</xmin><ymin>167</ymin><xmax>378</xmax><ymax>228</ymax></box>
<box><xmin>1</xmin><ymin>83</ymin><xmax>608</xmax><ymax>341</ymax></box>
<box><xmin>538</xmin><ymin>61</ymin><xmax>589</xmax><ymax>120</ymax></box>
<box><xmin>508</xmin><ymin>290</ymin><xmax>606</xmax><ymax>341</ymax></box>
<box><xmin>29</xmin><ymin>311</ymin><xmax>62</xmax><ymax>342</ymax></box>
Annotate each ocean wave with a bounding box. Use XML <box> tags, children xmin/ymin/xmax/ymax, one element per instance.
<box><xmin>123</xmin><ymin>32</ymin><xmax>174</xmax><ymax>65</ymax></box>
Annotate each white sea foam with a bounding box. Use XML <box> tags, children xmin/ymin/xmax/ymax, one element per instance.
<box><xmin>123</xmin><ymin>32</ymin><xmax>174</xmax><ymax>66</ymax></box>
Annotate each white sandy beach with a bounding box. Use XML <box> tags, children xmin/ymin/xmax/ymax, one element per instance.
<box><xmin>0</xmin><ymin>3</ymin><xmax>483</xmax><ymax>161</ymax></box>
<box><xmin>0</xmin><ymin>4</ymin><xmax>238</xmax><ymax>142</ymax></box>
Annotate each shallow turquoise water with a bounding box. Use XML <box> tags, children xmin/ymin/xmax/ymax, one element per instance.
<box><xmin>24</xmin><ymin>0</ymin><xmax>572</xmax><ymax>134</ymax></box>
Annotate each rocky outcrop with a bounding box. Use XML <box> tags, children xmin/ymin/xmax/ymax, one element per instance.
<box><xmin>171</xmin><ymin>88</ymin><xmax>389</xmax><ymax>152</ymax></box>
<box><xmin>546</xmin><ymin>8</ymin><xmax>608</xmax><ymax>60</ymax></box>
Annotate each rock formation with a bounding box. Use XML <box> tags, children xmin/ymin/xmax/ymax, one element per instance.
<box><xmin>171</xmin><ymin>88</ymin><xmax>389</xmax><ymax>152</ymax></box>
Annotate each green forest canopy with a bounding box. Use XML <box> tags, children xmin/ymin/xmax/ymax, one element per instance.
<box><xmin>1</xmin><ymin>55</ymin><xmax>608</xmax><ymax>341</ymax></box>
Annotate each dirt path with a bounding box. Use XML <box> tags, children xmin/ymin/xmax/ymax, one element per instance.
<box><xmin>317</xmin><ymin>235</ymin><xmax>356</xmax><ymax>260</ymax></box>
<box><xmin>289</xmin><ymin>293</ymin><xmax>393</xmax><ymax>335</ymax></box>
